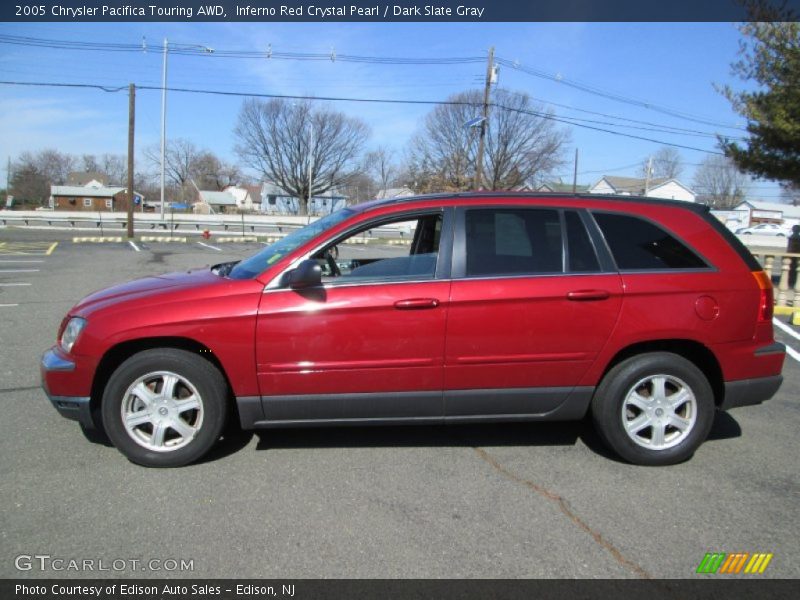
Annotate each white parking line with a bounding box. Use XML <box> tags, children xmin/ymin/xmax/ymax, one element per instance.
<box><xmin>773</xmin><ymin>318</ymin><xmax>800</xmax><ymax>364</ymax></box>
<box><xmin>0</xmin><ymin>304</ymin><xmax>19</xmax><ymax>308</ymax></box>
<box><xmin>0</xmin><ymin>283</ymin><xmax>31</xmax><ymax>287</ymax></box>
<box><xmin>0</xmin><ymin>269</ymin><xmax>39</xmax><ymax>273</ymax></box>
<box><xmin>128</xmin><ymin>240</ymin><xmax>141</xmax><ymax>252</ymax></box>
<box><xmin>0</xmin><ymin>260</ymin><xmax>44</xmax><ymax>263</ymax></box>
<box><xmin>197</xmin><ymin>241</ymin><xmax>222</xmax><ymax>252</ymax></box>
<box><xmin>773</xmin><ymin>317</ymin><xmax>800</xmax><ymax>342</ymax></box>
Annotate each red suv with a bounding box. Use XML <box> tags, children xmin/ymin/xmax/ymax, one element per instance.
<box><xmin>41</xmin><ymin>194</ymin><xmax>785</xmax><ymax>467</ymax></box>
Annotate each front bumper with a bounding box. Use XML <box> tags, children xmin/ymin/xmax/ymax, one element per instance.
<box><xmin>41</xmin><ymin>348</ymin><xmax>94</xmax><ymax>429</ymax></box>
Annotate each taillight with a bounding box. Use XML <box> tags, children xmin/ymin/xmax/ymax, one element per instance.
<box><xmin>752</xmin><ymin>270</ymin><xmax>774</xmax><ymax>322</ymax></box>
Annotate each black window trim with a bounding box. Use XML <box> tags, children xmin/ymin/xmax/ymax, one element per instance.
<box><xmin>452</xmin><ymin>205</ymin><xmax>612</xmax><ymax>280</ymax></box>
<box><xmin>267</xmin><ymin>206</ymin><xmax>455</xmax><ymax>290</ymax></box>
<box><xmin>587</xmin><ymin>209</ymin><xmax>717</xmax><ymax>273</ymax></box>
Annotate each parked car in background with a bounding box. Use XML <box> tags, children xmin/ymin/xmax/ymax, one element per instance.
<box><xmin>42</xmin><ymin>193</ymin><xmax>785</xmax><ymax>467</ymax></box>
<box><xmin>736</xmin><ymin>223</ymin><xmax>791</xmax><ymax>236</ymax></box>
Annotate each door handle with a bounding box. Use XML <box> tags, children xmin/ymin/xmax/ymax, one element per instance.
<box><xmin>394</xmin><ymin>298</ymin><xmax>440</xmax><ymax>310</ymax></box>
<box><xmin>566</xmin><ymin>289</ymin><xmax>610</xmax><ymax>301</ymax></box>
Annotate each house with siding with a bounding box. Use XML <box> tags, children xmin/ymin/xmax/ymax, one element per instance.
<box><xmin>194</xmin><ymin>190</ymin><xmax>239</xmax><ymax>214</ymax></box>
<box><xmin>734</xmin><ymin>200</ymin><xmax>800</xmax><ymax>228</ymax></box>
<box><xmin>260</xmin><ymin>182</ymin><xmax>348</xmax><ymax>215</ymax></box>
<box><xmin>223</xmin><ymin>184</ymin><xmax>261</xmax><ymax>212</ymax></box>
<box><xmin>51</xmin><ymin>183</ymin><xmax>142</xmax><ymax>212</ymax></box>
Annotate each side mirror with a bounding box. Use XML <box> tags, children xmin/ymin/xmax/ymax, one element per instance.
<box><xmin>284</xmin><ymin>259</ymin><xmax>322</xmax><ymax>289</ymax></box>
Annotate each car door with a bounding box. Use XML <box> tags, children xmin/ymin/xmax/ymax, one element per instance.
<box><xmin>254</xmin><ymin>208</ymin><xmax>454</xmax><ymax>424</ymax></box>
<box><xmin>444</xmin><ymin>206</ymin><xmax>623</xmax><ymax>418</ymax></box>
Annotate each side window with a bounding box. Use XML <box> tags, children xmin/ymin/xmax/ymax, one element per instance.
<box><xmin>83</xmin><ymin>198</ymin><xmax>92</xmax><ymax>208</ymax></box>
<box><xmin>565</xmin><ymin>211</ymin><xmax>600</xmax><ymax>273</ymax></box>
<box><xmin>465</xmin><ymin>208</ymin><xmax>562</xmax><ymax>277</ymax></box>
<box><xmin>312</xmin><ymin>213</ymin><xmax>442</xmax><ymax>283</ymax></box>
<box><xmin>593</xmin><ymin>212</ymin><xmax>707</xmax><ymax>270</ymax></box>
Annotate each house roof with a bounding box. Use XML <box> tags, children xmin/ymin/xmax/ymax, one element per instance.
<box><xmin>596</xmin><ymin>176</ymin><xmax>671</xmax><ymax>194</ymax></box>
<box><xmin>200</xmin><ymin>191</ymin><xmax>237</xmax><ymax>205</ymax></box>
<box><xmin>67</xmin><ymin>171</ymin><xmax>109</xmax><ymax>186</ymax></box>
<box><xmin>647</xmin><ymin>178</ymin><xmax>696</xmax><ymax>196</ymax></box>
<box><xmin>537</xmin><ymin>182</ymin><xmax>589</xmax><ymax>193</ymax></box>
<box><xmin>51</xmin><ymin>185</ymin><xmax>125</xmax><ymax>198</ymax></box>
<box><xmin>261</xmin><ymin>182</ymin><xmax>347</xmax><ymax>200</ymax></box>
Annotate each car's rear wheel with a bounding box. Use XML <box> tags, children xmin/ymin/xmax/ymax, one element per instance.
<box><xmin>591</xmin><ymin>352</ymin><xmax>714</xmax><ymax>466</ymax></box>
<box><xmin>101</xmin><ymin>348</ymin><xmax>227</xmax><ymax>467</ymax></box>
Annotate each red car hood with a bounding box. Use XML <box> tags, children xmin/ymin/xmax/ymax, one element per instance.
<box><xmin>71</xmin><ymin>268</ymin><xmax>222</xmax><ymax>316</ymax></box>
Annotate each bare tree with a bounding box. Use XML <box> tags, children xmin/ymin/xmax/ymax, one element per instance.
<box><xmin>234</xmin><ymin>99</ymin><xmax>370</xmax><ymax>215</ymax></box>
<box><xmin>364</xmin><ymin>146</ymin><xmax>398</xmax><ymax>193</ymax></box>
<box><xmin>693</xmin><ymin>155</ymin><xmax>750</xmax><ymax>209</ymax></box>
<box><xmin>79</xmin><ymin>153</ymin><xmax>127</xmax><ymax>184</ymax></box>
<box><xmin>639</xmin><ymin>147</ymin><xmax>684</xmax><ymax>180</ymax></box>
<box><xmin>407</xmin><ymin>89</ymin><xmax>569</xmax><ymax>192</ymax></box>
<box><xmin>9</xmin><ymin>149</ymin><xmax>76</xmax><ymax>205</ymax></box>
<box><xmin>144</xmin><ymin>139</ymin><xmax>242</xmax><ymax>202</ymax></box>
<box><xmin>191</xmin><ymin>152</ymin><xmax>244</xmax><ymax>191</ymax></box>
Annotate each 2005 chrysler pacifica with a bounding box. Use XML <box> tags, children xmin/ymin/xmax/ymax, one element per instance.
<box><xmin>41</xmin><ymin>193</ymin><xmax>785</xmax><ymax>467</ymax></box>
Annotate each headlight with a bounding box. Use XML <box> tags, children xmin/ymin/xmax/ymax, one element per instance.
<box><xmin>60</xmin><ymin>317</ymin><xmax>86</xmax><ymax>353</ymax></box>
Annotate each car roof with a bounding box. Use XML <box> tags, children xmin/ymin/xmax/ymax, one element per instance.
<box><xmin>351</xmin><ymin>191</ymin><xmax>711</xmax><ymax>216</ymax></box>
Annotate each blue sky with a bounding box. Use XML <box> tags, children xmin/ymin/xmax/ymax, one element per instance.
<box><xmin>0</xmin><ymin>21</ymin><xmax>786</xmax><ymax>200</ymax></box>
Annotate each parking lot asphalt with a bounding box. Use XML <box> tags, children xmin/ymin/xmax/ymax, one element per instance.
<box><xmin>0</xmin><ymin>226</ymin><xmax>798</xmax><ymax>579</ymax></box>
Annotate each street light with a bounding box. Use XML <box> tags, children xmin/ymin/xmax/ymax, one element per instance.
<box><xmin>160</xmin><ymin>39</ymin><xmax>214</xmax><ymax>219</ymax></box>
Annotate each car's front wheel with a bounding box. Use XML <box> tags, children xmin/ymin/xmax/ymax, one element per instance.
<box><xmin>591</xmin><ymin>352</ymin><xmax>714</xmax><ymax>466</ymax></box>
<box><xmin>102</xmin><ymin>348</ymin><xmax>228</xmax><ymax>467</ymax></box>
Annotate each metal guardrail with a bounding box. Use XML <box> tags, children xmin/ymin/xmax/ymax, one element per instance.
<box><xmin>0</xmin><ymin>210</ymin><xmax>412</xmax><ymax>241</ymax></box>
<box><xmin>0</xmin><ymin>210</ymin><xmax>309</xmax><ymax>233</ymax></box>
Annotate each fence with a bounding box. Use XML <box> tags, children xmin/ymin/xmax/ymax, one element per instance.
<box><xmin>754</xmin><ymin>251</ymin><xmax>800</xmax><ymax>322</ymax></box>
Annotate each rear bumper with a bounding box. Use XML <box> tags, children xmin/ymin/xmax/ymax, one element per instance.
<box><xmin>721</xmin><ymin>375</ymin><xmax>783</xmax><ymax>410</ymax></box>
<box><xmin>41</xmin><ymin>348</ymin><xmax>94</xmax><ymax>429</ymax></box>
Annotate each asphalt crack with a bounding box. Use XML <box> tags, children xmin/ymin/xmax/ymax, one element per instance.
<box><xmin>0</xmin><ymin>385</ymin><xmax>41</xmax><ymax>394</ymax></box>
<box><xmin>473</xmin><ymin>446</ymin><xmax>652</xmax><ymax>579</ymax></box>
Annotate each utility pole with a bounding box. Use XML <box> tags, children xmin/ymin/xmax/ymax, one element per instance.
<box><xmin>126</xmin><ymin>83</ymin><xmax>136</xmax><ymax>239</ymax></box>
<box><xmin>644</xmin><ymin>155</ymin><xmax>653</xmax><ymax>196</ymax></box>
<box><xmin>4</xmin><ymin>156</ymin><xmax>10</xmax><ymax>209</ymax></box>
<box><xmin>572</xmin><ymin>148</ymin><xmax>579</xmax><ymax>193</ymax></box>
<box><xmin>160</xmin><ymin>38</ymin><xmax>168</xmax><ymax>220</ymax></box>
<box><xmin>307</xmin><ymin>117</ymin><xmax>314</xmax><ymax>218</ymax></box>
<box><xmin>474</xmin><ymin>46</ymin><xmax>494</xmax><ymax>191</ymax></box>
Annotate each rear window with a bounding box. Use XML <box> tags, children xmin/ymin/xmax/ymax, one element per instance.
<box><xmin>592</xmin><ymin>212</ymin><xmax>707</xmax><ymax>270</ymax></box>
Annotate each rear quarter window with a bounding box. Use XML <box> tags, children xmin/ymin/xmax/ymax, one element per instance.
<box><xmin>592</xmin><ymin>212</ymin><xmax>707</xmax><ymax>270</ymax></box>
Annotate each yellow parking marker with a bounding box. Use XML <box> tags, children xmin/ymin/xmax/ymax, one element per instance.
<box><xmin>46</xmin><ymin>242</ymin><xmax>58</xmax><ymax>255</ymax></box>
<box><xmin>72</xmin><ymin>237</ymin><xmax>123</xmax><ymax>243</ymax></box>
<box><xmin>139</xmin><ymin>236</ymin><xmax>187</xmax><ymax>242</ymax></box>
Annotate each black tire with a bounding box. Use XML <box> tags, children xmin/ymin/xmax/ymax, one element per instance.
<box><xmin>591</xmin><ymin>352</ymin><xmax>714</xmax><ymax>466</ymax></box>
<box><xmin>101</xmin><ymin>348</ymin><xmax>228</xmax><ymax>467</ymax></box>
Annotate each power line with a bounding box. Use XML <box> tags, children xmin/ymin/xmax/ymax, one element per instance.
<box><xmin>0</xmin><ymin>32</ymin><xmax>746</xmax><ymax>134</ymax></box>
<box><xmin>0</xmin><ymin>79</ymin><xmax>725</xmax><ymax>155</ymax></box>
<box><xmin>495</xmin><ymin>57</ymin><xmax>745</xmax><ymax>132</ymax></box>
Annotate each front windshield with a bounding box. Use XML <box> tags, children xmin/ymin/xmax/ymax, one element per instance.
<box><xmin>228</xmin><ymin>209</ymin><xmax>355</xmax><ymax>279</ymax></box>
